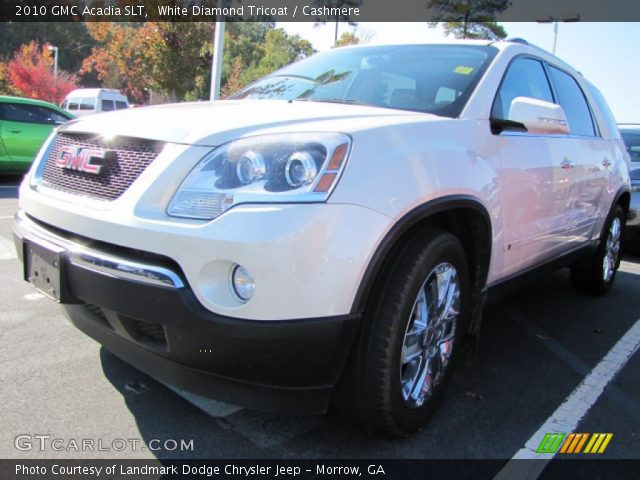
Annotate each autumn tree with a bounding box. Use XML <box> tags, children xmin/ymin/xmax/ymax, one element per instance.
<box><xmin>0</xmin><ymin>23</ymin><xmax>95</xmax><ymax>74</ymax></box>
<box><xmin>428</xmin><ymin>0</ymin><xmax>510</xmax><ymax>40</ymax></box>
<box><xmin>82</xmin><ymin>22</ymin><xmax>314</xmax><ymax>103</ymax></box>
<box><xmin>81</xmin><ymin>23</ymin><xmax>155</xmax><ymax>102</ymax></box>
<box><xmin>4</xmin><ymin>41</ymin><xmax>78</xmax><ymax>103</ymax></box>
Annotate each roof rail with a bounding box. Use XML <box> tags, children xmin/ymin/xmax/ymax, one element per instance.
<box><xmin>506</xmin><ymin>38</ymin><xmax>529</xmax><ymax>45</ymax></box>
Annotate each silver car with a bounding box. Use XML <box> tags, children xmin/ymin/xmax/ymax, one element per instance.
<box><xmin>620</xmin><ymin>124</ymin><xmax>640</xmax><ymax>251</ymax></box>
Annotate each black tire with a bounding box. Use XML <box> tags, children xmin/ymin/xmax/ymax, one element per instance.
<box><xmin>571</xmin><ymin>205</ymin><xmax>625</xmax><ymax>295</ymax></box>
<box><xmin>333</xmin><ymin>229</ymin><xmax>469</xmax><ymax>435</ymax></box>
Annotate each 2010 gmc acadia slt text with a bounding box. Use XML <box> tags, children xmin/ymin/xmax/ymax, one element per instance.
<box><xmin>13</xmin><ymin>40</ymin><xmax>631</xmax><ymax>435</ymax></box>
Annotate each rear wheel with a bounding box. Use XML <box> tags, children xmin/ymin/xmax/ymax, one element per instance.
<box><xmin>334</xmin><ymin>229</ymin><xmax>469</xmax><ymax>435</ymax></box>
<box><xmin>571</xmin><ymin>205</ymin><xmax>624</xmax><ymax>295</ymax></box>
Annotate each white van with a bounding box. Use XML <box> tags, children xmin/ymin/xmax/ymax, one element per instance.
<box><xmin>61</xmin><ymin>88</ymin><xmax>129</xmax><ymax>117</ymax></box>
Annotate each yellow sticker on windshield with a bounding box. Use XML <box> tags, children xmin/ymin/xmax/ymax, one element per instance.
<box><xmin>454</xmin><ymin>66</ymin><xmax>474</xmax><ymax>75</ymax></box>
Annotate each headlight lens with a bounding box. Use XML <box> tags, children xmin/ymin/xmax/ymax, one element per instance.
<box><xmin>632</xmin><ymin>181</ymin><xmax>640</xmax><ymax>193</ymax></box>
<box><xmin>168</xmin><ymin>132</ymin><xmax>351</xmax><ymax>220</ymax></box>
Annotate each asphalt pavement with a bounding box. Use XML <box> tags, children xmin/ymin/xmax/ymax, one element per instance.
<box><xmin>1</xmin><ymin>174</ymin><xmax>638</xmax><ymax>469</ymax></box>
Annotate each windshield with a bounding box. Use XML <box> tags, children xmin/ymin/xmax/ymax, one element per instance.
<box><xmin>621</xmin><ymin>129</ymin><xmax>640</xmax><ymax>162</ymax></box>
<box><xmin>230</xmin><ymin>44</ymin><xmax>497</xmax><ymax>118</ymax></box>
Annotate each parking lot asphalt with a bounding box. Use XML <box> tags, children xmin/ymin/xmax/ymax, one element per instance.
<box><xmin>1</xmin><ymin>175</ymin><xmax>638</xmax><ymax>469</ymax></box>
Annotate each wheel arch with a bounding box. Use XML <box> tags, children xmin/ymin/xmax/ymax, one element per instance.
<box><xmin>351</xmin><ymin>195</ymin><xmax>493</xmax><ymax>335</ymax></box>
<box><xmin>615</xmin><ymin>187</ymin><xmax>631</xmax><ymax>217</ymax></box>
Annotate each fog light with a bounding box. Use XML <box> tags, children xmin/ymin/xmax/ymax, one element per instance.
<box><xmin>231</xmin><ymin>264</ymin><xmax>254</xmax><ymax>302</ymax></box>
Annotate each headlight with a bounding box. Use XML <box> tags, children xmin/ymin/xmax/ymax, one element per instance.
<box><xmin>632</xmin><ymin>181</ymin><xmax>640</xmax><ymax>193</ymax></box>
<box><xmin>168</xmin><ymin>132</ymin><xmax>351</xmax><ymax>220</ymax></box>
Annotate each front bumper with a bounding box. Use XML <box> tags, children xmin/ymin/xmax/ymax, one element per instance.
<box><xmin>13</xmin><ymin>213</ymin><xmax>361</xmax><ymax>414</ymax></box>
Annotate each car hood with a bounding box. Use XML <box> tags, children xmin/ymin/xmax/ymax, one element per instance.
<box><xmin>58</xmin><ymin>99</ymin><xmax>438</xmax><ymax>146</ymax></box>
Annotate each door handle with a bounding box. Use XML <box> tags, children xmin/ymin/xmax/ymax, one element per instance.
<box><xmin>602</xmin><ymin>158</ymin><xmax>612</xmax><ymax>168</ymax></box>
<box><xmin>9</xmin><ymin>129</ymin><xmax>22</xmax><ymax>133</ymax></box>
<box><xmin>561</xmin><ymin>158</ymin><xmax>573</xmax><ymax>169</ymax></box>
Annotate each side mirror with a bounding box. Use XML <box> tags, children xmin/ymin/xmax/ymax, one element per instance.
<box><xmin>508</xmin><ymin>96</ymin><xmax>569</xmax><ymax>134</ymax></box>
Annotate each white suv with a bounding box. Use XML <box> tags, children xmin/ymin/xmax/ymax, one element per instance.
<box><xmin>13</xmin><ymin>40</ymin><xmax>631</xmax><ymax>435</ymax></box>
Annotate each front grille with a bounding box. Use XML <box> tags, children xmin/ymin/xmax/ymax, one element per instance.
<box><xmin>41</xmin><ymin>133</ymin><xmax>164</xmax><ymax>200</ymax></box>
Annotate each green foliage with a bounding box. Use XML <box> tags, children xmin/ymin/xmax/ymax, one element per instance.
<box><xmin>440</xmin><ymin>21</ymin><xmax>507</xmax><ymax>39</ymax></box>
<box><xmin>221</xmin><ymin>25</ymin><xmax>314</xmax><ymax>98</ymax></box>
<box><xmin>428</xmin><ymin>0</ymin><xmax>510</xmax><ymax>40</ymax></box>
<box><xmin>334</xmin><ymin>31</ymin><xmax>361</xmax><ymax>47</ymax></box>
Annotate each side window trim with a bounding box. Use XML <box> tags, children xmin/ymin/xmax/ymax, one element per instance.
<box><xmin>489</xmin><ymin>53</ymin><xmax>557</xmax><ymax>136</ymax></box>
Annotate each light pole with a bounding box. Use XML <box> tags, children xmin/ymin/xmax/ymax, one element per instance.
<box><xmin>537</xmin><ymin>15</ymin><xmax>580</xmax><ymax>55</ymax></box>
<box><xmin>210</xmin><ymin>0</ymin><xmax>230</xmax><ymax>101</ymax></box>
<box><xmin>47</xmin><ymin>45</ymin><xmax>59</xmax><ymax>78</ymax></box>
<box><xmin>210</xmin><ymin>21</ymin><xmax>225</xmax><ymax>101</ymax></box>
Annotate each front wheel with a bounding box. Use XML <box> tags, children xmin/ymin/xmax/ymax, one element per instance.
<box><xmin>571</xmin><ymin>205</ymin><xmax>624</xmax><ymax>295</ymax></box>
<box><xmin>334</xmin><ymin>229</ymin><xmax>469</xmax><ymax>435</ymax></box>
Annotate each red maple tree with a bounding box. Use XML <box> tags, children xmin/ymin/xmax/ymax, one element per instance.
<box><xmin>6</xmin><ymin>41</ymin><xmax>78</xmax><ymax>104</ymax></box>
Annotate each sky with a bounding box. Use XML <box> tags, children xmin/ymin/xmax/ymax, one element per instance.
<box><xmin>277</xmin><ymin>22</ymin><xmax>640</xmax><ymax>124</ymax></box>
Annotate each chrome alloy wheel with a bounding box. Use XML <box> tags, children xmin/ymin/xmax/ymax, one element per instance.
<box><xmin>603</xmin><ymin>216</ymin><xmax>622</xmax><ymax>283</ymax></box>
<box><xmin>400</xmin><ymin>262</ymin><xmax>460</xmax><ymax>408</ymax></box>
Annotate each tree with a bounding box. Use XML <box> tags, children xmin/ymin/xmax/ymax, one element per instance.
<box><xmin>4</xmin><ymin>41</ymin><xmax>78</xmax><ymax>103</ymax></box>
<box><xmin>335</xmin><ymin>31</ymin><xmax>360</xmax><ymax>47</ymax></box>
<box><xmin>81</xmin><ymin>23</ymin><xmax>153</xmax><ymax>102</ymax></box>
<box><xmin>220</xmin><ymin>25</ymin><xmax>314</xmax><ymax>97</ymax></box>
<box><xmin>81</xmin><ymin>23</ymin><xmax>214</xmax><ymax>102</ymax></box>
<box><xmin>0</xmin><ymin>23</ymin><xmax>95</xmax><ymax>73</ymax></box>
<box><xmin>428</xmin><ymin>0</ymin><xmax>510</xmax><ymax>40</ymax></box>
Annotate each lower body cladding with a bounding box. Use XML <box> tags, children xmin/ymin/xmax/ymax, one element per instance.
<box><xmin>13</xmin><ymin>214</ymin><xmax>361</xmax><ymax>414</ymax></box>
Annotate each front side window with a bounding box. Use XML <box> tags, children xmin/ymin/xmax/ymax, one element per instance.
<box><xmin>231</xmin><ymin>45</ymin><xmax>498</xmax><ymax>118</ymax></box>
<box><xmin>547</xmin><ymin>66</ymin><xmax>595</xmax><ymax>137</ymax></box>
<box><xmin>491</xmin><ymin>57</ymin><xmax>554</xmax><ymax>120</ymax></box>
<box><xmin>115</xmin><ymin>101</ymin><xmax>128</xmax><ymax>110</ymax></box>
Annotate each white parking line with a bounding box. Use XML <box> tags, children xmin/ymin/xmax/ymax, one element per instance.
<box><xmin>495</xmin><ymin>319</ymin><xmax>640</xmax><ymax>479</ymax></box>
<box><xmin>0</xmin><ymin>235</ymin><xmax>17</xmax><ymax>260</ymax></box>
<box><xmin>0</xmin><ymin>216</ymin><xmax>14</xmax><ymax>220</ymax></box>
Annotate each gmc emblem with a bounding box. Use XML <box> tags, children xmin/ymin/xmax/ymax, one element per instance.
<box><xmin>56</xmin><ymin>146</ymin><xmax>113</xmax><ymax>175</ymax></box>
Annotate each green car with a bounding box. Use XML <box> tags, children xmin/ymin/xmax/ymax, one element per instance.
<box><xmin>0</xmin><ymin>95</ymin><xmax>74</xmax><ymax>174</ymax></box>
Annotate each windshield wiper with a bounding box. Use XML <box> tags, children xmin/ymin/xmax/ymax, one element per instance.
<box><xmin>291</xmin><ymin>98</ymin><xmax>370</xmax><ymax>106</ymax></box>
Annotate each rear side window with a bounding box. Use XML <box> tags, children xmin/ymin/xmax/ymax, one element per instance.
<box><xmin>587</xmin><ymin>83</ymin><xmax>618</xmax><ymax>138</ymax></box>
<box><xmin>79</xmin><ymin>98</ymin><xmax>95</xmax><ymax>111</ymax></box>
<box><xmin>115</xmin><ymin>101</ymin><xmax>128</xmax><ymax>110</ymax></box>
<box><xmin>101</xmin><ymin>99</ymin><xmax>115</xmax><ymax>111</ymax></box>
<box><xmin>1</xmin><ymin>103</ymin><xmax>39</xmax><ymax>123</ymax></box>
<box><xmin>0</xmin><ymin>103</ymin><xmax>69</xmax><ymax>124</ymax></box>
<box><xmin>548</xmin><ymin>66</ymin><xmax>595</xmax><ymax>137</ymax></box>
<box><xmin>492</xmin><ymin>57</ymin><xmax>554</xmax><ymax>120</ymax></box>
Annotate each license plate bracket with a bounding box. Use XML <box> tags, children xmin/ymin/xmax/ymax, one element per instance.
<box><xmin>24</xmin><ymin>238</ymin><xmax>68</xmax><ymax>302</ymax></box>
